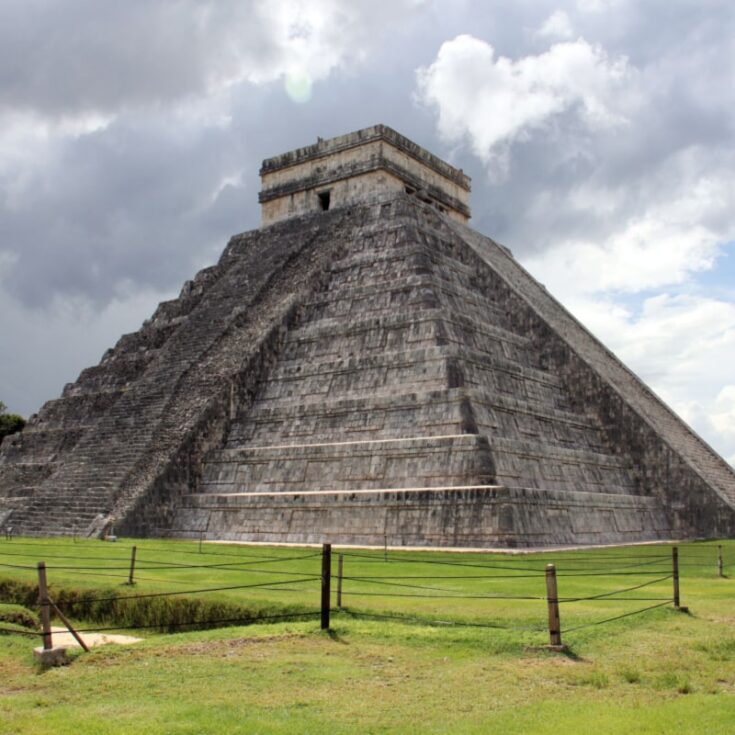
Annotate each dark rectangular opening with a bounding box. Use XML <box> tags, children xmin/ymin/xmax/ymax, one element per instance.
<box><xmin>318</xmin><ymin>191</ymin><xmax>331</xmax><ymax>211</ymax></box>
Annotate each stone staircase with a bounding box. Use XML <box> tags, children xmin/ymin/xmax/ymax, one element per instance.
<box><xmin>0</xmin><ymin>205</ymin><xmax>369</xmax><ymax>535</ymax></box>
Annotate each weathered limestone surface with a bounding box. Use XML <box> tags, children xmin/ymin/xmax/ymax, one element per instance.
<box><xmin>260</xmin><ymin>125</ymin><xmax>471</xmax><ymax>225</ymax></box>
<box><xmin>2</xmin><ymin>143</ymin><xmax>735</xmax><ymax>546</ymax></box>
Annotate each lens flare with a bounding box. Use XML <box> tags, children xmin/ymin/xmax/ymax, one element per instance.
<box><xmin>284</xmin><ymin>71</ymin><xmax>313</xmax><ymax>103</ymax></box>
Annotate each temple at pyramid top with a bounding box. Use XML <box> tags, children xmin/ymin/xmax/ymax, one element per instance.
<box><xmin>258</xmin><ymin>124</ymin><xmax>471</xmax><ymax>226</ymax></box>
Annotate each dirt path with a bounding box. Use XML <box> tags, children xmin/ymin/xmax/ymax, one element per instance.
<box><xmin>50</xmin><ymin>626</ymin><xmax>141</xmax><ymax>648</ymax></box>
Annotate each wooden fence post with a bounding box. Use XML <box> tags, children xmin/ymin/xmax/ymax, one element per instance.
<box><xmin>718</xmin><ymin>545</ymin><xmax>724</xmax><ymax>578</ymax></box>
<box><xmin>545</xmin><ymin>563</ymin><xmax>563</xmax><ymax>649</ymax></box>
<box><xmin>128</xmin><ymin>545</ymin><xmax>137</xmax><ymax>585</ymax></box>
<box><xmin>37</xmin><ymin>562</ymin><xmax>53</xmax><ymax>651</ymax></box>
<box><xmin>337</xmin><ymin>554</ymin><xmax>344</xmax><ymax>609</ymax></box>
<box><xmin>49</xmin><ymin>598</ymin><xmax>90</xmax><ymax>652</ymax></box>
<box><xmin>672</xmin><ymin>546</ymin><xmax>680</xmax><ymax>609</ymax></box>
<box><xmin>321</xmin><ymin>543</ymin><xmax>332</xmax><ymax>630</ymax></box>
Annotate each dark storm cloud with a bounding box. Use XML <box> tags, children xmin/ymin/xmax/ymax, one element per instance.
<box><xmin>0</xmin><ymin>0</ymin><xmax>433</xmax><ymax>117</ymax></box>
<box><xmin>0</xmin><ymin>0</ymin><xmax>275</xmax><ymax>116</ymax></box>
<box><xmin>0</xmin><ymin>0</ymin><xmax>433</xmax><ymax>309</ymax></box>
<box><xmin>0</xmin><ymin>113</ymin><xmax>251</xmax><ymax>307</ymax></box>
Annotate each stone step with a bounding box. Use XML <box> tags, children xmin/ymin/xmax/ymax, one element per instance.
<box><xmin>255</xmin><ymin>344</ymin><xmax>569</xmax><ymax>411</ymax></box>
<box><xmin>330</xmin><ymin>239</ymin><xmax>479</xmax><ymax>281</ymax></box>
<box><xmin>229</xmin><ymin>387</ymin><xmax>470</xmax><ymax>447</ymax></box>
<box><xmin>255</xmin><ymin>345</ymin><xmax>454</xmax><ymax>406</ymax></box>
<box><xmin>231</xmin><ymin>383</ymin><xmax>606</xmax><ymax>453</ymax></box>
<box><xmin>203</xmin><ymin>433</ymin><xmax>494</xmax><ymax>494</ymax></box>
<box><xmin>287</xmin><ymin>306</ymin><xmax>532</xmax><ymax>354</ymax></box>
<box><xmin>491</xmin><ymin>436</ymin><xmax>637</xmax><ymax>494</ymax></box>
<box><xmin>167</xmin><ymin>483</ymin><xmax>671</xmax><ymax>548</ymax></box>
<box><xmin>303</xmin><ymin>271</ymin><xmax>512</xmax><ymax>328</ymax></box>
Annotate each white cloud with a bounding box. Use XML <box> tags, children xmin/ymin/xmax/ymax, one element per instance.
<box><xmin>416</xmin><ymin>35</ymin><xmax>631</xmax><ymax>173</ymax></box>
<box><xmin>524</xmin><ymin>172</ymin><xmax>733</xmax><ymax>294</ymax></box>
<box><xmin>712</xmin><ymin>388</ymin><xmax>735</xmax><ymax>465</ymax></box>
<box><xmin>576</xmin><ymin>0</ymin><xmax>622</xmax><ymax>12</ymax></box>
<box><xmin>536</xmin><ymin>10</ymin><xmax>575</xmax><ymax>40</ymax></box>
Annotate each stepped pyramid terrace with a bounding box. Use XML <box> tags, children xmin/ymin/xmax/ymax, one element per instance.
<box><xmin>2</xmin><ymin>125</ymin><xmax>735</xmax><ymax>547</ymax></box>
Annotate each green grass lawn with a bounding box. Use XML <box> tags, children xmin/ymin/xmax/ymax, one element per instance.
<box><xmin>1</xmin><ymin>537</ymin><xmax>734</xmax><ymax>734</ymax></box>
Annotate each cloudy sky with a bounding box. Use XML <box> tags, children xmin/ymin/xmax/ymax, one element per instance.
<box><xmin>1</xmin><ymin>0</ymin><xmax>734</xmax><ymax>464</ymax></box>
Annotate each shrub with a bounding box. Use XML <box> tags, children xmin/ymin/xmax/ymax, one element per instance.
<box><xmin>0</xmin><ymin>603</ymin><xmax>40</xmax><ymax>630</ymax></box>
<box><xmin>0</xmin><ymin>402</ymin><xmax>26</xmax><ymax>444</ymax></box>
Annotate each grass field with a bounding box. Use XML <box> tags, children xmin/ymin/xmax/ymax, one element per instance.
<box><xmin>1</xmin><ymin>537</ymin><xmax>734</xmax><ymax>734</ymax></box>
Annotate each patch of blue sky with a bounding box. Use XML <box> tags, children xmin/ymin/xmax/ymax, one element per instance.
<box><xmin>690</xmin><ymin>240</ymin><xmax>735</xmax><ymax>300</ymax></box>
<box><xmin>602</xmin><ymin>241</ymin><xmax>735</xmax><ymax>319</ymax></box>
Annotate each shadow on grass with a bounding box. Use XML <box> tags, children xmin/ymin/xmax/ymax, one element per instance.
<box><xmin>524</xmin><ymin>644</ymin><xmax>585</xmax><ymax>662</ymax></box>
<box><xmin>325</xmin><ymin>628</ymin><xmax>349</xmax><ymax>644</ymax></box>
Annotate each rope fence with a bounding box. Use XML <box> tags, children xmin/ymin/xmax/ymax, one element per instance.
<box><xmin>0</xmin><ymin>540</ymin><xmax>730</xmax><ymax>653</ymax></box>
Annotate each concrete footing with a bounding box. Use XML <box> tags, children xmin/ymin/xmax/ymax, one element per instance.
<box><xmin>541</xmin><ymin>644</ymin><xmax>570</xmax><ymax>654</ymax></box>
<box><xmin>33</xmin><ymin>646</ymin><xmax>69</xmax><ymax>667</ymax></box>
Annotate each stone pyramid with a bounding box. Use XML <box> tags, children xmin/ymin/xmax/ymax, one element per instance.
<box><xmin>2</xmin><ymin>125</ymin><xmax>735</xmax><ymax>547</ymax></box>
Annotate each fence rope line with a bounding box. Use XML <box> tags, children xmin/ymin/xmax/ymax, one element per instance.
<box><xmin>528</xmin><ymin>557</ymin><xmax>672</xmax><ymax>574</ymax></box>
<box><xmin>0</xmin><ymin>549</ymin><xmax>146</xmax><ymax>564</ymax></box>
<box><xmin>338</xmin><ymin>574</ymin><xmax>545</xmax><ymax>597</ymax></box>
<box><xmin>340</xmin><ymin>572</ymin><xmax>542</xmax><ymax>581</ymax></box>
<box><xmin>69</xmin><ymin>610</ymin><xmax>323</xmax><ymax>634</ymax></box>
<box><xmin>338</xmin><ymin>608</ymin><xmax>544</xmax><ymax>632</ymax></box>
<box><xmin>562</xmin><ymin>597</ymin><xmax>673</xmax><ymax>602</ymax></box>
<box><xmin>340</xmin><ymin>551</ymin><xmax>547</xmax><ymax>572</ymax></box>
<box><xmin>556</xmin><ymin>570</ymin><xmax>670</xmax><ymax>578</ymax></box>
<box><xmin>0</xmin><ymin>548</ymin><xmax>321</xmax><ymax>568</ymax></box>
<box><xmin>342</xmin><ymin>549</ymin><xmax>673</xmax><ymax>565</ymax></box>
<box><xmin>45</xmin><ymin>570</ymin><xmax>135</xmax><ymax>582</ymax></box>
<box><xmin>339</xmin><ymin>551</ymin><xmax>674</xmax><ymax>576</ymax></box>
<box><xmin>6</xmin><ymin>568</ymin><xmax>212</xmax><ymax>584</ymax></box>
<box><xmin>120</xmin><ymin>542</ymin><xmax>316</xmax><ymax>562</ymax></box>
<box><xmin>558</xmin><ymin>575</ymin><xmax>673</xmax><ymax>603</ymax></box>
<box><xmin>56</xmin><ymin>576</ymin><xmax>321</xmax><ymax>604</ymax></box>
<box><xmin>342</xmin><ymin>553</ymin><xmax>545</xmax><ymax>572</ymax></box>
<box><xmin>125</xmin><ymin>552</ymin><xmax>322</xmax><ymax>570</ymax></box>
<box><xmin>560</xmin><ymin>601</ymin><xmax>671</xmax><ymax>634</ymax></box>
<box><xmin>0</xmin><ymin>538</ymin><xmax>315</xmax><ymax>562</ymax></box>
<box><xmin>0</xmin><ymin>626</ymin><xmax>43</xmax><ymax>637</ymax></box>
<box><xmin>345</xmin><ymin>569</ymin><xmax>547</xmax><ymax>579</ymax></box>
<box><xmin>340</xmin><ymin>589</ymin><xmax>544</xmax><ymax>600</ymax></box>
<box><xmin>26</xmin><ymin>554</ymin><xmax>321</xmax><ymax>573</ymax></box>
<box><xmin>339</xmin><ymin>568</ymin><xmax>669</xmax><ymax>580</ymax></box>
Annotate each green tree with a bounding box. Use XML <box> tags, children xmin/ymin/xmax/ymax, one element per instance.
<box><xmin>0</xmin><ymin>401</ymin><xmax>26</xmax><ymax>444</ymax></box>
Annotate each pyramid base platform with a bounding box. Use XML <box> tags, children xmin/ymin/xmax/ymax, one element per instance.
<box><xmin>162</xmin><ymin>485</ymin><xmax>672</xmax><ymax>548</ymax></box>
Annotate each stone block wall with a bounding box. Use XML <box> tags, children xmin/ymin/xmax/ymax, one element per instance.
<box><xmin>259</xmin><ymin>125</ymin><xmax>471</xmax><ymax>225</ymax></box>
